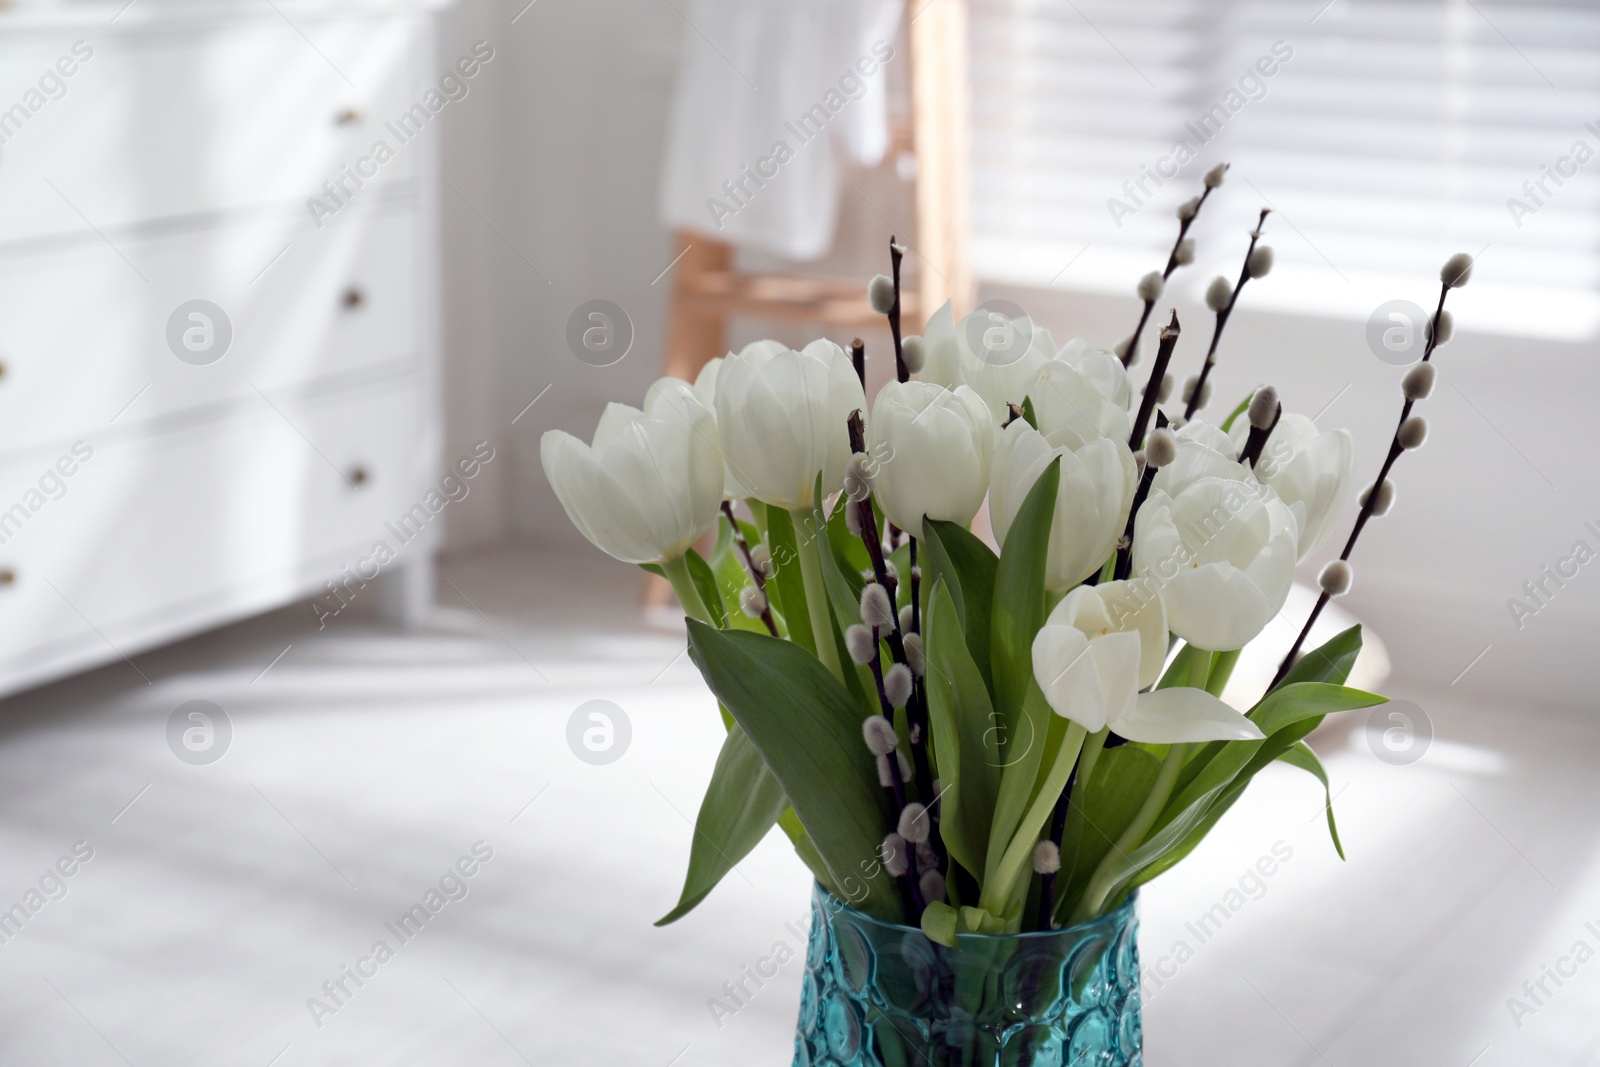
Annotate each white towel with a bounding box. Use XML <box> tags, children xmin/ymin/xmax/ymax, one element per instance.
<box><xmin>658</xmin><ymin>0</ymin><xmax>904</xmax><ymax>261</ymax></box>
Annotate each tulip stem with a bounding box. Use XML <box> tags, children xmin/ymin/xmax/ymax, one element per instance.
<box><xmin>660</xmin><ymin>554</ymin><xmax>714</xmax><ymax>627</ymax></box>
<box><xmin>982</xmin><ymin>721</ymin><xmax>1087</xmax><ymax>922</ymax></box>
<box><xmin>1072</xmin><ymin>741</ymin><xmax>1189</xmax><ymax>924</ymax></box>
<box><xmin>789</xmin><ymin>508</ymin><xmax>844</xmax><ymax>682</ymax></box>
<box><xmin>1046</xmin><ymin>727</ymin><xmax>1110</xmax><ymax>928</ymax></box>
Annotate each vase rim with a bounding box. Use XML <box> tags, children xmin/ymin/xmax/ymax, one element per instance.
<box><xmin>811</xmin><ymin>881</ymin><xmax>1138</xmax><ymax>943</ymax></box>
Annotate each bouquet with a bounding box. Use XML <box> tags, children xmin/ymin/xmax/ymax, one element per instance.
<box><xmin>541</xmin><ymin>165</ymin><xmax>1472</xmax><ymax>942</ymax></box>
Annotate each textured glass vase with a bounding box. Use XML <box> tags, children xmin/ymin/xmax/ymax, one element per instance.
<box><xmin>793</xmin><ymin>882</ymin><xmax>1142</xmax><ymax>1066</ymax></box>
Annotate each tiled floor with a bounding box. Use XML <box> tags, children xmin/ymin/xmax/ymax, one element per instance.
<box><xmin>0</xmin><ymin>546</ymin><xmax>1595</xmax><ymax>1065</ymax></box>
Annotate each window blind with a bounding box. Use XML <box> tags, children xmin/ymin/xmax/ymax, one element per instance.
<box><xmin>968</xmin><ymin>0</ymin><xmax>1600</xmax><ymax>339</ymax></box>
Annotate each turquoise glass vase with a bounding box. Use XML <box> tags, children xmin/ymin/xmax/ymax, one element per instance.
<box><xmin>793</xmin><ymin>883</ymin><xmax>1142</xmax><ymax>1066</ymax></box>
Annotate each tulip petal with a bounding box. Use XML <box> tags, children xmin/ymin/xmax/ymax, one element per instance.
<box><xmin>1114</xmin><ymin>687</ymin><xmax>1266</xmax><ymax>744</ymax></box>
<box><xmin>1031</xmin><ymin>625</ymin><xmax>1109</xmax><ymax>733</ymax></box>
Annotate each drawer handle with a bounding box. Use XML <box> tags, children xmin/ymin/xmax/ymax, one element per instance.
<box><xmin>347</xmin><ymin>466</ymin><xmax>371</xmax><ymax>488</ymax></box>
<box><xmin>342</xmin><ymin>286</ymin><xmax>365</xmax><ymax>310</ymax></box>
<box><xmin>335</xmin><ymin>108</ymin><xmax>361</xmax><ymax>126</ymax></box>
<box><xmin>0</xmin><ymin>359</ymin><xmax>7</xmax><ymax>379</ymax></box>
<box><xmin>0</xmin><ymin>568</ymin><xmax>14</xmax><ymax>587</ymax></box>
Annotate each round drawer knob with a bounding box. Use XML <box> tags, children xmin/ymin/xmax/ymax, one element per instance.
<box><xmin>0</xmin><ymin>360</ymin><xmax>8</xmax><ymax>378</ymax></box>
<box><xmin>335</xmin><ymin>108</ymin><xmax>361</xmax><ymax>126</ymax></box>
<box><xmin>0</xmin><ymin>568</ymin><xmax>15</xmax><ymax>586</ymax></box>
<box><xmin>347</xmin><ymin>466</ymin><xmax>370</xmax><ymax>487</ymax></box>
<box><xmin>342</xmin><ymin>286</ymin><xmax>365</xmax><ymax>310</ymax></box>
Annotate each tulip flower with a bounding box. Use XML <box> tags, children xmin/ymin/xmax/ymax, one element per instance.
<box><xmin>1152</xmin><ymin>418</ymin><xmax>1251</xmax><ymax>498</ymax></box>
<box><xmin>1028</xmin><ymin>338</ymin><xmax>1135</xmax><ymax>449</ymax></box>
<box><xmin>866</xmin><ymin>380</ymin><xmax>993</xmax><ymax>535</ymax></box>
<box><xmin>1032</xmin><ymin>581</ymin><xmax>1263</xmax><ymax>741</ymax></box>
<box><xmin>1130</xmin><ymin>475</ymin><xmax>1299</xmax><ymax>651</ymax></box>
<box><xmin>990</xmin><ymin>418</ymin><xmax>1138</xmax><ymax>591</ymax></box>
<box><xmin>712</xmin><ymin>338</ymin><xmax>865</xmax><ymax>511</ymax></box>
<box><xmin>692</xmin><ymin>340</ymin><xmax>787</xmax><ymax>499</ymax></box>
<box><xmin>540</xmin><ymin>377</ymin><xmax>723</xmax><ymax>566</ymax></box>
<box><xmin>918</xmin><ymin>300</ymin><xmax>962</xmax><ymax>387</ymax></box>
<box><xmin>1229</xmin><ymin>412</ymin><xmax>1355</xmax><ymax>559</ymax></box>
<box><xmin>962</xmin><ymin>316</ymin><xmax>1054</xmax><ymax>424</ymax></box>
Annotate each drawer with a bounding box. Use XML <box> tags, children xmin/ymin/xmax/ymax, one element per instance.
<box><xmin>0</xmin><ymin>199</ymin><xmax>420</xmax><ymax>455</ymax></box>
<box><xmin>0</xmin><ymin>378</ymin><xmax>432</xmax><ymax>673</ymax></box>
<box><xmin>0</xmin><ymin>16</ymin><xmax>423</xmax><ymax>243</ymax></box>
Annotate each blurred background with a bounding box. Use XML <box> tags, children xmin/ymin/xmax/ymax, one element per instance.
<box><xmin>0</xmin><ymin>0</ymin><xmax>1596</xmax><ymax>1063</ymax></box>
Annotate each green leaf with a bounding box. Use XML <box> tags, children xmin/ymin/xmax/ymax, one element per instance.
<box><xmin>1278</xmin><ymin>624</ymin><xmax>1364</xmax><ymax>689</ymax></box>
<box><xmin>920</xmin><ymin>519</ymin><xmax>999</xmax><ymax>694</ymax></box>
<box><xmin>778</xmin><ymin>807</ymin><xmax>840</xmax><ymax>897</ymax></box>
<box><xmin>685</xmin><ymin>621</ymin><xmax>900</xmax><ymax>921</ymax></box>
<box><xmin>685</xmin><ymin>547</ymin><xmax>727</xmax><ymax>629</ymax></box>
<box><xmin>1219</xmin><ymin>392</ymin><xmax>1253</xmax><ymax>433</ymax></box>
<box><xmin>1278</xmin><ymin>741</ymin><xmax>1345</xmax><ymax>859</ymax></box>
<box><xmin>1020</xmin><ymin>395</ymin><xmax>1038</xmax><ymax>429</ymax></box>
<box><xmin>764</xmin><ymin>508</ymin><xmax>814</xmax><ymax>656</ymax></box>
<box><xmin>921</xmin><ymin>900</ymin><xmax>959</xmax><ymax>948</ymax></box>
<box><xmin>989</xmin><ymin>456</ymin><xmax>1060</xmax><ymax>751</ymax></box>
<box><xmin>922</xmin><ymin>580</ymin><xmax>1002</xmax><ymax>878</ymax></box>
<box><xmin>983</xmin><ymin>680</ymin><xmax>1055</xmax><ymax>885</ymax></box>
<box><xmin>656</xmin><ymin>724</ymin><xmax>786</xmax><ymax>925</ymax></box>
<box><xmin>1160</xmin><ymin>682</ymin><xmax>1383</xmax><ymax>834</ymax></box>
<box><xmin>1117</xmin><ymin>682</ymin><xmax>1383</xmax><ymax>898</ymax></box>
<box><xmin>1055</xmin><ymin>745</ymin><xmax>1162</xmax><ymax>921</ymax></box>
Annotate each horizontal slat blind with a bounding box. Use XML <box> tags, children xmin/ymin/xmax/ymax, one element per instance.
<box><xmin>969</xmin><ymin>0</ymin><xmax>1600</xmax><ymax>339</ymax></box>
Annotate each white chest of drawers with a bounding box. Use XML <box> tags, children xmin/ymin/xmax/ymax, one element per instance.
<box><xmin>0</xmin><ymin>0</ymin><xmax>447</xmax><ymax>697</ymax></box>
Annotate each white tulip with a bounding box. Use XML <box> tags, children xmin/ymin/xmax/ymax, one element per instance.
<box><xmin>1131</xmin><ymin>475</ymin><xmax>1299</xmax><ymax>651</ymax></box>
<box><xmin>693</xmin><ymin>341</ymin><xmax>788</xmax><ymax>499</ymax></box>
<box><xmin>957</xmin><ymin>310</ymin><xmax>1052</xmax><ymax>424</ymax></box>
<box><xmin>1028</xmin><ymin>339</ymin><xmax>1135</xmax><ymax>449</ymax></box>
<box><xmin>1152</xmin><ymin>418</ymin><xmax>1251</xmax><ymax>497</ymax></box>
<box><xmin>1032</xmin><ymin>583</ymin><xmax>1263</xmax><ymax>742</ymax></box>
<box><xmin>990</xmin><ymin>418</ymin><xmax>1138</xmax><ymax>592</ymax></box>
<box><xmin>1229</xmin><ymin>413</ymin><xmax>1355</xmax><ymax>559</ymax></box>
<box><xmin>919</xmin><ymin>300</ymin><xmax>962</xmax><ymax>388</ymax></box>
<box><xmin>712</xmin><ymin>338</ymin><xmax>866</xmax><ymax>510</ymax></box>
<box><xmin>867</xmin><ymin>380</ymin><xmax>994</xmax><ymax>535</ymax></box>
<box><xmin>540</xmin><ymin>377</ymin><xmax>723</xmax><ymax>565</ymax></box>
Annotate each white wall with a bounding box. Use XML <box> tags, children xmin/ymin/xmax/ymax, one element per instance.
<box><xmin>432</xmin><ymin>0</ymin><xmax>1600</xmax><ymax>707</ymax></box>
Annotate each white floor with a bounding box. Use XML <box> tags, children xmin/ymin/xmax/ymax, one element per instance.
<box><xmin>0</xmin><ymin>547</ymin><xmax>1595</xmax><ymax>1066</ymax></box>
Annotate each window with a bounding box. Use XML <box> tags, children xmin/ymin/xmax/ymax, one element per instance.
<box><xmin>969</xmin><ymin>0</ymin><xmax>1600</xmax><ymax>339</ymax></box>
